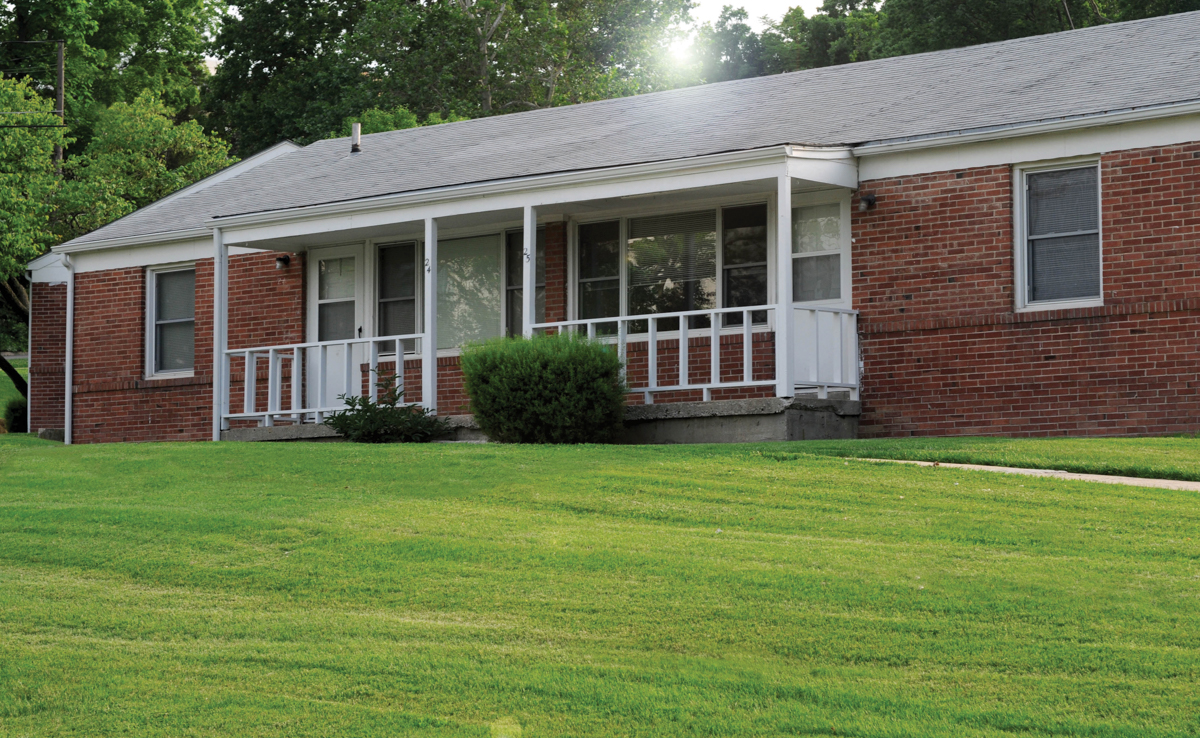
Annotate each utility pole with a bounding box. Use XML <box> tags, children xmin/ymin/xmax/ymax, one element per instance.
<box><xmin>55</xmin><ymin>40</ymin><xmax>64</xmax><ymax>168</ymax></box>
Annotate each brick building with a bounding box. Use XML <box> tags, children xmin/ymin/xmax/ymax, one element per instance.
<box><xmin>27</xmin><ymin>13</ymin><xmax>1200</xmax><ymax>443</ymax></box>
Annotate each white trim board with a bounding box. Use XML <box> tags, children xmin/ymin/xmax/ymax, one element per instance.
<box><xmin>858</xmin><ymin>113</ymin><xmax>1200</xmax><ymax>181</ymax></box>
<box><xmin>71</xmin><ymin>239</ymin><xmax>266</xmax><ymax>274</ymax></box>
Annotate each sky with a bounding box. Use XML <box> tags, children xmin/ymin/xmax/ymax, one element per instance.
<box><xmin>689</xmin><ymin>0</ymin><xmax>823</xmax><ymax>31</ymax></box>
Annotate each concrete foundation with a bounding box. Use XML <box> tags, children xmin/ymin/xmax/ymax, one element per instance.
<box><xmin>619</xmin><ymin>397</ymin><xmax>859</xmax><ymax>444</ymax></box>
<box><xmin>219</xmin><ymin>397</ymin><xmax>859</xmax><ymax>444</ymax></box>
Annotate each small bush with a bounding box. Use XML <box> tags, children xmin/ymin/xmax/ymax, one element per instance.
<box><xmin>324</xmin><ymin>371</ymin><xmax>449</xmax><ymax>443</ymax></box>
<box><xmin>460</xmin><ymin>332</ymin><xmax>626</xmax><ymax>444</ymax></box>
<box><xmin>4</xmin><ymin>396</ymin><xmax>26</xmax><ymax>434</ymax></box>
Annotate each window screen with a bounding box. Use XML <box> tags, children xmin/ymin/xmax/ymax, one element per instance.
<box><xmin>153</xmin><ymin>269</ymin><xmax>195</xmax><ymax>373</ymax></box>
<box><xmin>379</xmin><ymin>241</ymin><xmax>417</xmax><ymax>351</ymax></box>
<box><xmin>317</xmin><ymin>256</ymin><xmax>357</xmax><ymax>341</ymax></box>
<box><xmin>578</xmin><ymin>220</ymin><xmax>620</xmax><ymax>324</ymax></box>
<box><xmin>437</xmin><ymin>234</ymin><xmax>502</xmax><ymax>349</ymax></box>
<box><xmin>627</xmin><ymin>210</ymin><xmax>717</xmax><ymax>330</ymax></box>
<box><xmin>792</xmin><ymin>203</ymin><xmax>841</xmax><ymax>302</ymax></box>
<box><xmin>505</xmin><ymin>229</ymin><xmax>546</xmax><ymax>337</ymax></box>
<box><xmin>1026</xmin><ymin>166</ymin><xmax>1100</xmax><ymax>303</ymax></box>
<box><xmin>722</xmin><ymin>204</ymin><xmax>768</xmax><ymax>325</ymax></box>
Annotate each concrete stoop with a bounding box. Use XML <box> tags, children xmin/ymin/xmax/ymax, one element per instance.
<box><xmin>220</xmin><ymin>397</ymin><xmax>859</xmax><ymax>444</ymax></box>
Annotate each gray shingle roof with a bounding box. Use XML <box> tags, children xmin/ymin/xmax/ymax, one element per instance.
<box><xmin>66</xmin><ymin>11</ymin><xmax>1200</xmax><ymax>248</ymax></box>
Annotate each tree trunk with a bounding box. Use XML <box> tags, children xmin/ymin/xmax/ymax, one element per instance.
<box><xmin>0</xmin><ymin>353</ymin><xmax>27</xmax><ymax>400</ymax></box>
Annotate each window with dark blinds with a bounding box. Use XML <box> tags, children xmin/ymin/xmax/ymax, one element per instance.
<box><xmin>153</xmin><ymin>269</ymin><xmax>195</xmax><ymax>373</ymax></box>
<box><xmin>1026</xmin><ymin>166</ymin><xmax>1100</xmax><ymax>303</ymax></box>
<box><xmin>627</xmin><ymin>210</ymin><xmax>717</xmax><ymax>330</ymax></box>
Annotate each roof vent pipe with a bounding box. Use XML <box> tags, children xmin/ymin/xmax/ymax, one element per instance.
<box><xmin>351</xmin><ymin>122</ymin><xmax>361</xmax><ymax>153</ymax></box>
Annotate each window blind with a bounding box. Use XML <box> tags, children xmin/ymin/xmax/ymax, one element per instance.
<box><xmin>1027</xmin><ymin>167</ymin><xmax>1100</xmax><ymax>303</ymax></box>
<box><xmin>154</xmin><ymin>269</ymin><xmax>195</xmax><ymax>372</ymax></box>
<box><xmin>627</xmin><ymin>211</ymin><xmax>717</xmax><ymax>288</ymax></box>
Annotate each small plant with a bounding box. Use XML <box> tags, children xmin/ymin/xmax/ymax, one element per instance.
<box><xmin>460</xmin><ymin>331</ymin><xmax>626</xmax><ymax>444</ymax></box>
<box><xmin>324</xmin><ymin>370</ymin><xmax>449</xmax><ymax>443</ymax></box>
<box><xmin>4</xmin><ymin>397</ymin><xmax>26</xmax><ymax>434</ymax></box>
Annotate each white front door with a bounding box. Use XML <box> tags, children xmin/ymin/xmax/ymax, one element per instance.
<box><xmin>789</xmin><ymin>196</ymin><xmax>853</xmax><ymax>390</ymax></box>
<box><xmin>308</xmin><ymin>245</ymin><xmax>365</xmax><ymax>409</ymax></box>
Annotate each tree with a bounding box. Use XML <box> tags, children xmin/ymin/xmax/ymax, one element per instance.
<box><xmin>0</xmin><ymin>0</ymin><xmax>216</xmax><ymax>153</ymax></box>
<box><xmin>205</xmin><ymin>0</ymin><xmax>373</xmax><ymax>156</ymax></box>
<box><xmin>55</xmin><ymin>91</ymin><xmax>236</xmax><ymax>244</ymax></box>
<box><xmin>0</xmin><ymin>77</ymin><xmax>64</xmax><ymax>397</ymax></box>
<box><xmin>691</xmin><ymin>6</ymin><xmax>766</xmax><ymax>83</ymax></box>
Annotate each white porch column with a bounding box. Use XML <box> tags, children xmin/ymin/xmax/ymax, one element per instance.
<box><xmin>422</xmin><ymin>217</ymin><xmax>438</xmax><ymax>413</ymax></box>
<box><xmin>775</xmin><ymin>172</ymin><xmax>793</xmax><ymax>398</ymax></box>
<box><xmin>211</xmin><ymin>228</ymin><xmax>228</xmax><ymax>441</ymax></box>
<box><xmin>521</xmin><ymin>205</ymin><xmax>538</xmax><ymax>338</ymax></box>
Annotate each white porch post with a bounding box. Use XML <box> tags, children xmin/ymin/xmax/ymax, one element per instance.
<box><xmin>422</xmin><ymin>217</ymin><xmax>438</xmax><ymax>413</ymax></box>
<box><xmin>775</xmin><ymin>172</ymin><xmax>793</xmax><ymax>398</ymax></box>
<box><xmin>521</xmin><ymin>205</ymin><xmax>538</xmax><ymax>338</ymax></box>
<box><xmin>211</xmin><ymin>228</ymin><xmax>228</xmax><ymax>441</ymax></box>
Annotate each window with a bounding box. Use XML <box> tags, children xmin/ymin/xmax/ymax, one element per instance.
<box><xmin>1019</xmin><ymin>164</ymin><xmax>1101</xmax><ymax>308</ymax></box>
<box><xmin>792</xmin><ymin>203</ymin><xmax>842</xmax><ymax>302</ymax></box>
<box><xmin>627</xmin><ymin>211</ymin><xmax>717</xmax><ymax>330</ymax></box>
<box><xmin>721</xmin><ymin>204</ymin><xmax>768</xmax><ymax>325</ymax></box>
<box><xmin>574</xmin><ymin>203</ymin><xmax>778</xmax><ymax>332</ymax></box>
<box><xmin>148</xmin><ymin>267</ymin><xmax>195</xmax><ymax>375</ymax></box>
<box><xmin>577</xmin><ymin>220</ymin><xmax>621</xmax><ymax>322</ymax></box>
<box><xmin>438</xmin><ymin>234</ymin><xmax>503</xmax><ymax>349</ymax></box>
<box><xmin>378</xmin><ymin>241</ymin><xmax>418</xmax><ymax>350</ymax></box>
<box><xmin>317</xmin><ymin>256</ymin><xmax>357</xmax><ymax>341</ymax></box>
<box><xmin>505</xmin><ymin>228</ymin><xmax>546</xmax><ymax>337</ymax></box>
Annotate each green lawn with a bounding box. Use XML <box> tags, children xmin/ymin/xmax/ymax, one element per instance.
<box><xmin>0</xmin><ymin>357</ymin><xmax>27</xmax><ymax>408</ymax></box>
<box><xmin>799</xmin><ymin>435</ymin><xmax>1200</xmax><ymax>482</ymax></box>
<box><xmin>1</xmin><ymin>437</ymin><xmax>1198</xmax><ymax>737</ymax></box>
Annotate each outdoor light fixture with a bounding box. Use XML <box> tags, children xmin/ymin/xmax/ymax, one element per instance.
<box><xmin>858</xmin><ymin>194</ymin><xmax>877</xmax><ymax>212</ymax></box>
<box><xmin>275</xmin><ymin>254</ymin><xmax>291</xmax><ymax>269</ymax></box>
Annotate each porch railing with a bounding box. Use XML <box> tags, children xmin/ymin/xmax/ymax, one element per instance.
<box><xmin>533</xmin><ymin>304</ymin><xmax>859</xmax><ymax>403</ymax></box>
<box><xmin>220</xmin><ymin>332</ymin><xmax>425</xmax><ymax>428</ymax></box>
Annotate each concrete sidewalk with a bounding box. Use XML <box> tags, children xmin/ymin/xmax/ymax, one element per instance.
<box><xmin>856</xmin><ymin>458</ymin><xmax>1200</xmax><ymax>492</ymax></box>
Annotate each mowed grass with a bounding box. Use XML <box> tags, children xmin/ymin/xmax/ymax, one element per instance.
<box><xmin>1</xmin><ymin>437</ymin><xmax>1198</xmax><ymax>737</ymax></box>
<box><xmin>0</xmin><ymin>357</ymin><xmax>27</xmax><ymax>408</ymax></box>
<box><xmin>799</xmin><ymin>435</ymin><xmax>1200</xmax><ymax>482</ymax></box>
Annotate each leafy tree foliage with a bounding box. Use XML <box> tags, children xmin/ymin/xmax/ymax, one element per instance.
<box><xmin>0</xmin><ymin>0</ymin><xmax>216</xmax><ymax>151</ymax></box>
<box><xmin>55</xmin><ymin>91</ymin><xmax>235</xmax><ymax>244</ymax></box>
<box><xmin>205</xmin><ymin>0</ymin><xmax>374</xmax><ymax>156</ymax></box>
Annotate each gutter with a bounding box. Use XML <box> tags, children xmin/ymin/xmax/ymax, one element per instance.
<box><xmin>53</xmin><ymin>227</ymin><xmax>213</xmax><ymax>255</ymax></box>
<box><xmin>853</xmin><ymin>98</ymin><xmax>1200</xmax><ymax>156</ymax></box>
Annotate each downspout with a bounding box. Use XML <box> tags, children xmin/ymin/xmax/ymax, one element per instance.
<box><xmin>63</xmin><ymin>254</ymin><xmax>73</xmax><ymax>445</ymax></box>
<box><xmin>24</xmin><ymin>268</ymin><xmax>32</xmax><ymax>433</ymax></box>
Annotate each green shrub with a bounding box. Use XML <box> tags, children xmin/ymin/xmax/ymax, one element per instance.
<box><xmin>460</xmin><ymin>332</ymin><xmax>626</xmax><ymax>444</ymax></box>
<box><xmin>4</xmin><ymin>396</ymin><xmax>27</xmax><ymax>434</ymax></box>
<box><xmin>324</xmin><ymin>371</ymin><xmax>449</xmax><ymax>443</ymax></box>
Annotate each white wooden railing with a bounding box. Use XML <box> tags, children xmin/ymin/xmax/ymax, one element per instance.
<box><xmin>791</xmin><ymin>305</ymin><xmax>859</xmax><ymax>400</ymax></box>
<box><xmin>534</xmin><ymin>304</ymin><xmax>859</xmax><ymax>403</ymax></box>
<box><xmin>220</xmin><ymin>332</ymin><xmax>425</xmax><ymax>427</ymax></box>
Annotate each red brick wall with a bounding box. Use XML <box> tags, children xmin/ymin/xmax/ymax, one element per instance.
<box><xmin>854</xmin><ymin>142</ymin><xmax>1200</xmax><ymax>437</ymax></box>
<box><xmin>69</xmin><ymin>252</ymin><xmax>303</xmax><ymax>443</ymax></box>
<box><xmin>29</xmin><ymin>282</ymin><xmax>66</xmax><ymax>432</ymax></box>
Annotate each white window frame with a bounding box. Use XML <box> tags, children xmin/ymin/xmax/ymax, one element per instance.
<box><xmin>1013</xmin><ymin>158</ymin><xmax>1104</xmax><ymax>312</ymax></box>
<box><xmin>371</xmin><ymin>238</ymin><xmax>422</xmax><ymax>355</ymax></box>
<box><xmin>567</xmin><ymin>190</ymin><xmax>852</xmax><ymax>329</ymax></box>
<box><xmin>145</xmin><ymin>262</ymin><xmax>196</xmax><ymax>379</ymax></box>
<box><xmin>790</xmin><ymin>191</ymin><xmax>853</xmax><ymax>309</ymax></box>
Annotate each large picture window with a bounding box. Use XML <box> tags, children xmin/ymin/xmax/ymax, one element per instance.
<box><xmin>437</xmin><ymin>234</ymin><xmax>503</xmax><ymax>349</ymax></box>
<box><xmin>1021</xmin><ymin>164</ymin><xmax>1101</xmax><ymax>307</ymax></box>
<box><xmin>148</xmin><ymin>266</ymin><xmax>195</xmax><ymax>375</ymax></box>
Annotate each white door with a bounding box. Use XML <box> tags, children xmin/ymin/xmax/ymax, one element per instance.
<box><xmin>308</xmin><ymin>245</ymin><xmax>365</xmax><ymax>410</ymax></box>
<box><xmin>789</xmin><ymin>198</ymin><xmax>853</xmax><ymax>390</ymax></box>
